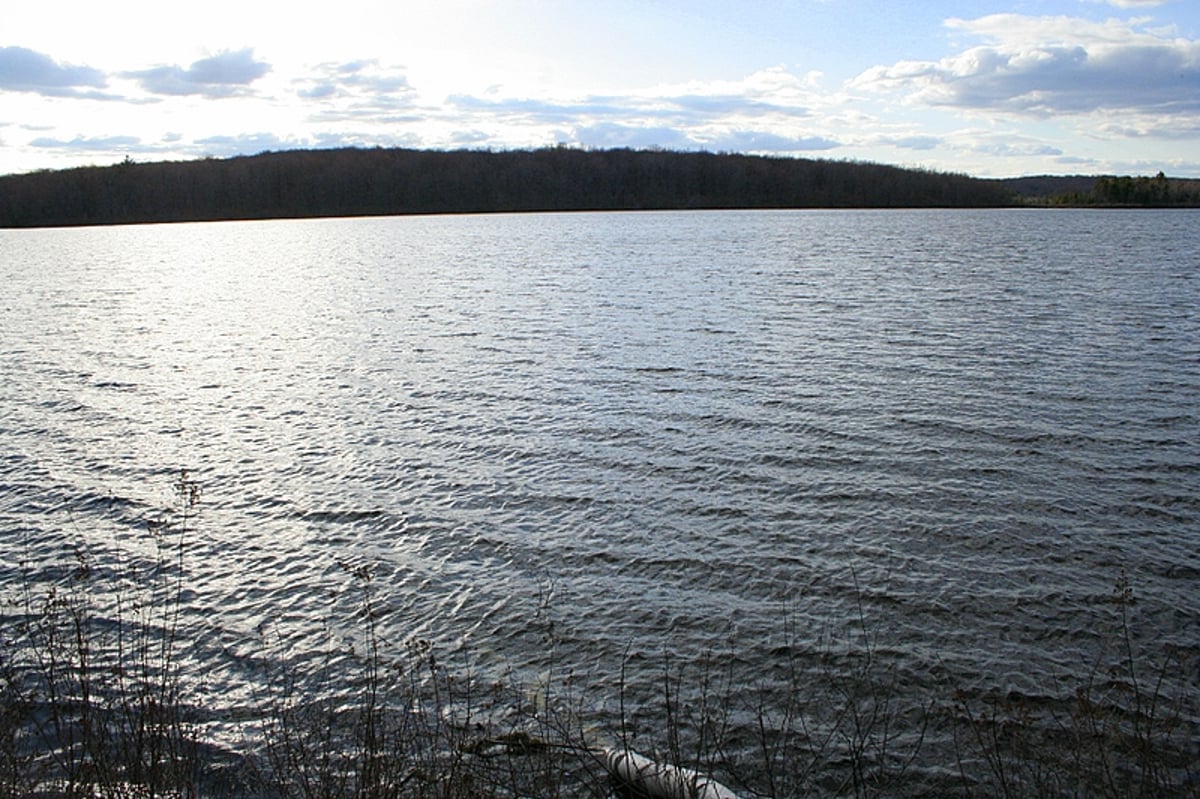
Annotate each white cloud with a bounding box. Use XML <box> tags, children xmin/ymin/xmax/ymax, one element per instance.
<box><xmin>124</xmin><ymin>49</ymin><xmax>270</xmax><ymax>97</ymax></box>
<box><xmin>296</xmin><ymin>60</ymin><xmax>413</xmax><ymax>100</ymax></box>
<box><xmin>4</xmin><ymin>4</ymin><xmax>1199</xmax><ymax>179</ymax></box>
<box><xmin>0</xmin><ymin>46</ymin><xmax>108</xmax><ymax>97</ymax></box>
<box><xmin>293</xmin><ymin>60</ymin><xmax>419</xmax><ymax>124</ymax></box>
<box><xmin>704</xmin><ymin>131</ymin><xmax>840</xmax><ymax>152</ymax></box>
<box><xmin>570</xmin><ymin>122</ymin><xmax>698</xmax><ymax>150</ymax></box>
<box><xmin>1094</xmin><ymin>112</ymin><xmax>1200</xmax><ymax>139</ymax></box>
<box><xmin>881</xmin><ymin>134</ymin><xmax>943</xmax><ymax>151</ymax></box>
<box><xmin>29</xmin><ymin>133</ymin><xmax>145</xmax><ymax>151</ymax></box>
<box><xmin>432</xmin><ymin>66</ymin><xmax>839</xmax><ymax>156</ymax></box>
<box><xmin>191</xmin><ymin>132</ymin><xmax>305</xmax><ymax>156</ymax></box>
<box><xmin>1090</xmin><ymin>0</ymin><xmax>1166</xmax><ymax>7</ymax></box>
<box><xmin>853</xmin><ymin>14</ymin><xmax>1200</xmax><ymax>122</ymax></box>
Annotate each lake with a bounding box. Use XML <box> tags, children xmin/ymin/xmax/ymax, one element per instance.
<box><xmin>2</xmin><ymin>208</ymin><xmax>1198</xmax><ymax>774</ymax></box>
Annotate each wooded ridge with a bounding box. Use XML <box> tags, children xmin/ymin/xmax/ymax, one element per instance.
<box><xmin>1</xmin><ymin>147</ymin><xmax>1195</xmax><ymax>228</ymax></box>
<box><xmin>0</xmin><ymin>147</ymin><xmax>1006</xmax><ymax>227</ymax></box>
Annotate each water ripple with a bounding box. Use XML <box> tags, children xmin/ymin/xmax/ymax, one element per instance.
<box><xmin>2</xmin><ymin>209</ymin><xmax>1198</xmax><ymax>764</ymax></box>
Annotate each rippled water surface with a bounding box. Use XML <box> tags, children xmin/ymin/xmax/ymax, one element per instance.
<box><xmin>2</xmin><ymin>209</ymin><xmax>1198</xmax><ymax>748</ymax></box>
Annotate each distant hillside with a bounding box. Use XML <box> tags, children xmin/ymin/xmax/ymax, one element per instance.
<box><xmin>3</xmin><ymin>148</ymin><xmax>1195</xmax><ymax>228</ymax></box>
<box><xmin>0</xmin><ymin>147</ymin><xmax>1014</xmax><ymax>228</ymax></box>
<box><xmin>990</xmin><ymin>175</ymin><xmax>1099</xmax><ymax>199</ymax></box>
<box><xmin>993</xmin><ymin>173</ymin><xmax>1200</xmax><ymax>206</ymax></box>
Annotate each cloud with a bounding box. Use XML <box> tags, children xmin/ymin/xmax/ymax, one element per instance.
<box><xmin>328</xmin><ymin>60</ymin><xmax>411</xmax><ymax>94</ymax></box>
<box><xmin>423</xmin><ymin>66</ymin><xmax>845</xmax><ymax>156</ymax></box>
<box><xmin>295</xmin><ymin>60</ymin><xmax>413</xmax><ymax>103</ymax></box>
<box><xmin>852</xmin><ymin>14</ymin><xmax>1200</xmax><ymax>121</ymax></box>
<box><xmin>1095</xmin><ymin>113</ymin><xmax>1200</xmax><ymax>139</ymax></box>
<box><xmin>882</xmin><ymin>135</ymin><xmax>943</xmax><ymax>151</ymax></box>
<box><xmin>705</xmin><ymin>131</ymin><xmax>839</xmax><ymax>152</ymax></box>
<box><xmin>311</xmin><ymin>130</ymin><xmax>423</xmax><ymax>149</ymax></box>
<box><xmin>299</xmin><ymin>83</ymin><xmax>338</xmax><ymax>99</ymax></box>
<box><xmin>969</xmin><ymin>139</ymin><xmax>1064</xmax><ymax>158</ymax></box>
<box><xmin>292</xmin><ymin>60</ymin><xmax>419</xmax><ymax>125</ymax></box>
<box><xmin>125</xmin><ymin>49</ymin><xmax>270</xmax><ymax>97</ymax></box>
<box><xmin>570</xmin><ymin>122</ymin><xmax>699</xmax><ymax>150</ymax></box>
<box><xmin>563</xmin><ymin>122</ymin><xmax>837</xmax><ymax>154</ymax></box>
<box><xmin>447</xmin><ymin>94</ymin><xmax>639</xmax><ymax>123</ymax></box>
<box><xmin>193</xmin><ymin>131</ymin><xmax>301</xmax><ymax>155</ymax></box>
<box><xmin>29</xmin><ymin>134</ymin><xmax>145</xmax><ymax>151</ymax></box>
<box><xmin>450</xmin><ymin>129</ymin><xmax>493</xmax><ymax>145</ymax></box>
<box><xmin>636</xmin><ymin>67</ymin><xmax>827</xmax><ymax>118</ymax></box>
<box><xmin>932</xmin><ymin>129</ymin><xmax>1068</xmax><ymax>163</ymax></box>
<box><xmin>445</xmin><ymin>68</ymin><xmax>827</xmax><ymax>136</ymax></box>
<box><xmin>0</xmin><ymin>46</ymin><xmax>107</xmax><ymax>97</ymax></box>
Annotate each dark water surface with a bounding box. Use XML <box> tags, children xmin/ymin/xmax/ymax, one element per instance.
<box><xmin>2</xmin><ymin>209</ymin><xmax>1198</xmax><ymax>752</ymax></box>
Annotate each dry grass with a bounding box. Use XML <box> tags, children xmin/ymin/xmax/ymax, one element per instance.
<box><xmin>2</xmin><ymin>475</ymin><xmax>1197</xmax><ymax>798</ymax></box>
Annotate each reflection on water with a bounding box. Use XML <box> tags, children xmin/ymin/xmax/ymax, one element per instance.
<box><xmin>1</xmin><ymin>209</ymin><xmax>1198</xmax><ymax>755</ymax></box>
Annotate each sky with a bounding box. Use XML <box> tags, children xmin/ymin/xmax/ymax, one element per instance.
<box><xmin>2</xmin><ymin>0</ymin><xmax>1198</xmax><ymax>178</ymax></box>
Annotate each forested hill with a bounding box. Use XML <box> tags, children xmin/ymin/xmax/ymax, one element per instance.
<box><xmin>0</xmin><ymin>147</ymin><xmax>1017</xmax><ymax>228</ymax></box>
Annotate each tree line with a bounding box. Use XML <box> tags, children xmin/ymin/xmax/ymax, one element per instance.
<box><xmin>1079</xmin><ymin>172</ymin><xmax>1199</xmax><ymax>206</ymax></box>
<box><xmin>1015</xmin><ymin>171</ymin><xmax>1200</xmax><ymax>207</ymax></box>
<box><xmin>0</xmin><ymin>147</ymin><xmax>1017</xmax><ymax>227</ymax></box>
